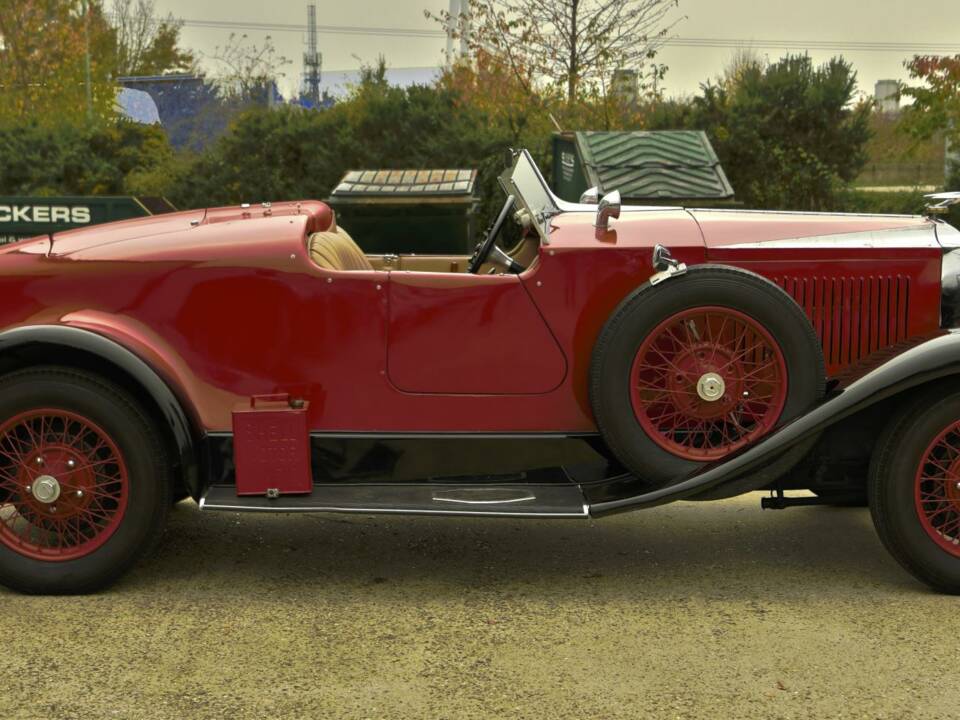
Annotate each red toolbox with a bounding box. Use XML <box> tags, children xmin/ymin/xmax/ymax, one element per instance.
<box><xmin>232</xmin><ymin>394</ymin><xmax>312</xmax><ymax>496</ymax></box>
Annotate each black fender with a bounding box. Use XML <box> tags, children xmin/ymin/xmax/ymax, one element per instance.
<box><xmin>591</xmin><ymin>331</ymin><xmax>960</xmax><ymax>515</ymax></box>
<box><xmin>0</xmin><ymin>325</ymin><xmax>200</xmax><ymax>497</ymax></box>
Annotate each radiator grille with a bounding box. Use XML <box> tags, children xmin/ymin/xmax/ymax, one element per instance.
<box><xmin>773</xmin><ymin>275</ymin><xmax>911</xmax><ymax>373</ymax></box>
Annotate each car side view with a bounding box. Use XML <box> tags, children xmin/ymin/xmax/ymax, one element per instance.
<box><xmin>1</xmin><ymin>149</ymin><xmax>959</xmax><ymax>594</ymax></box>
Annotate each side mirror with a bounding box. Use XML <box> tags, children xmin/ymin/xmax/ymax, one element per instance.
<box><xmin>595</xmin><ymin>190</ymin><xmax>621</xmax><ymax>230</ymax></box>
<box><xmin>580</xmin><ymin>186</ymin><xmax>600</xmax><ymax>204</ymax></box>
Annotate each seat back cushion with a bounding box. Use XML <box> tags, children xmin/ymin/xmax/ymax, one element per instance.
<box><xmin>308</xmin><ymin>227</ymin><xmax>373</xmax><ymax>271</ymax></box>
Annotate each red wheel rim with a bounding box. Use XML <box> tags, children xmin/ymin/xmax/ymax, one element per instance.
<box><xmin>630</xmin><ymin>306</ymin><xmax>788</xmax><ymax>461</ymax></box>
<box><xmin>915</xmin><ymin>421</ymin><xmax>960</xmax><ymax>558</ymax></box>
<box><xmin>0</xmin><ymin>409</ymin><xmax>128</xmax><ymax>562</ymax></box>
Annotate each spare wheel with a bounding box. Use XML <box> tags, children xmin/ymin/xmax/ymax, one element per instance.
<box><xmin>590</xmin><ymin>264</ymin><xmax>825</xmax><ymax>486</ymax></box>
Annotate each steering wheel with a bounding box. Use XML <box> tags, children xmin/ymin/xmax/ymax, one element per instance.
<box><xmin>468</xmin><ymin>194</ymin><xmax>516</xmax><ymax>274</ymax></box>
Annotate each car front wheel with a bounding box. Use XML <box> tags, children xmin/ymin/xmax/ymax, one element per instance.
<box><xmin>870</xmin><ymin>387</ymin><xmax>960</xmax><ymax>593</ymax></box>
<box><xmin>0</xmin><ymin>367</ymin><xmax>170</xmax><ymax>594</ymax></box>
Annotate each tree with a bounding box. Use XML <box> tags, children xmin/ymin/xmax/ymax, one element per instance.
<box><xmin>439</xmin><ymin>49</ymin><xmax>558</xmax><ymax>149</ymax></box>
<box><xmin>430</xmin><ymin>0</ymin><xmax>682</xmax><ymax>102</ymax></box>
<box><xmin>900</xmin><ymin>55</ymin><xmax>960</xmax><ymax>146</ymax></box>
<box><xmin>651</xmin><ymin>54</ymin><xmax>872</xmax><ymax>211</ymax></box>
<box><xmin>208</xmin><ymin>33</ymin><xmax>290</xmax><ymax>102</ymax></box>
<box><xmin>0</xmin><ymin>0</ymin><xmax>196</xmax><ymax>127</ymax></box>
<box><xmin>0</xmin><ymin>120</ymin><xmax>173</xmax><ymax>195</ymax></box>
<box><xmin>0</xmin><ymin>0</ymin><xmax>115</xmax><ymax>125</ymax></box>
<box><xmin>108</xmin><ymin>0</ymin><xmax>195</xmax><ymax>76</ymax></box>
<box><xmin>900</xmin><ymin>55</ymin><xmax>960</xmax><ymax>190</ymax></box>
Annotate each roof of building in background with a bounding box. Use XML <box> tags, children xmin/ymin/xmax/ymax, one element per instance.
<box><xmin>319</xmin><ymin>66</ymin><xmax>440</xmax><ymax>98</ymax></box>
<box><xmin>117</xmin><ymin>74</ymin><xmax>203</xmax><ymax>85</ymax></box>
<box><xmin>117</xmin><ymin>74</ymin><xmax>272</xmax><ymax>151</ymax></box>
<box><xmin>574</xmin><ymin>130</ymin><xmax>734</xmax><ymax>201</ymax></box>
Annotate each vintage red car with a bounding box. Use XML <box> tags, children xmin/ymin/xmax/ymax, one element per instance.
<box><xmin>1</xmin><ymin>150</ymin><xmax>959</xmax><ymax>594</ymax></box>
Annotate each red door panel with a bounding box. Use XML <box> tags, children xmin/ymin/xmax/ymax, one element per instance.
<box><xmin>387</xmin><ymin>272</ymin><xmax>566</xmax><ymax>394</ymax></box>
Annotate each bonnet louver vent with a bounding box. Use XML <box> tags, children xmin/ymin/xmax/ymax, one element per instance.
<box><xmin>773</xmin><ymin>275</ymin><xmax>910</xmax><ymax>374</ymax></box>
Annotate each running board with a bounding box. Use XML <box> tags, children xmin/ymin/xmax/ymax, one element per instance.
<box><xmin>199</xmin><ymin>483</ymin><xmax>589</xmax><ymax>518</ymax></box>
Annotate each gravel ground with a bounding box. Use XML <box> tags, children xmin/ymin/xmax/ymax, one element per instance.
<box><xmin>3</xmin><ymin>494</ymin><xmax>958</xmax><ymax>719</ymax></box>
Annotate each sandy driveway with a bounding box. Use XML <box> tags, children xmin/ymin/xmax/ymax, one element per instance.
<box><xmin>2</xmin><ymin>494</ymin><xmax>957</xmax><ymax>719</ymax></box>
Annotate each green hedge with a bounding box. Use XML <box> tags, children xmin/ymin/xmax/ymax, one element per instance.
<box><xmin>837</xmin><ymin>189</ymin><xmax>928</xmax><ymax>215</ymax></box>
<box><xmin>836</xmin><ymin>189</ymin><xmax>959</xmax><ymax>227</ymax></box>
<box><xmin>0</xmin><ymin>121</ymin><xmax>172</xmax><ymax>197</ymax></box>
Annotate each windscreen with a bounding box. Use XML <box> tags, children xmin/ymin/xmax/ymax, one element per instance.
<box><xmin>498</xmin><ymin>150</ymin><xmax>559</xmax><ymax>242</ymax></box>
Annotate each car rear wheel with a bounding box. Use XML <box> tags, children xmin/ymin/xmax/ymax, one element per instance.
<box><xmin>591</xmin><ymin>265</ymin><xmax>825</xmax><ymax>486</ymax></box>
<box><xmin>870</xmin><ymin>387</ymin><xmax>960</xmax><ymax>593</ymax></box>
<box><xmin>0</xmin><ymin>367</ymin><xmax>170</xmax><ymax>594</ymax></box>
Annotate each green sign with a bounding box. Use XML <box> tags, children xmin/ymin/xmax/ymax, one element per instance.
<box><xmin>0</xmin><ymin>196</ymin><xmax>175</xmax><ymax>244</ymax></box>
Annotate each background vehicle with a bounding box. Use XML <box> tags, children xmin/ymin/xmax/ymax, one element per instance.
<box><xmin>0</xmin><ymin>150</ymin><xmax>958</xmax><ymax>594</ymax></box>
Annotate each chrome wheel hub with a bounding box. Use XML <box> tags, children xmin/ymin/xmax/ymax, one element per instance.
<box><xmin>31</xmin><ymin>475</ymin><xmax>61</xmax><ymax>504</ymax></box>
<box><xmin>696</xmin><ymin>372</ymin><xmax>726</xmax><ymax>402</ymax></box>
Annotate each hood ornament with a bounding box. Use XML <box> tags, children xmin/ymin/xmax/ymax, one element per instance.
<box><xmin>925</xmin><ymin>191</ymin><xmax>960</xmax><ymax>216</ymax></box>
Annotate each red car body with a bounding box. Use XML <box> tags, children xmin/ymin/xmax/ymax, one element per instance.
<box><xmin>0</xmin><ymin>201</ymin><xmax>944</xmax><ymax>434</ymax></box>
<box><xmin>2</xmin><ymin>150</ymin><xmax>960</xmax><ymax>594</ymax></box>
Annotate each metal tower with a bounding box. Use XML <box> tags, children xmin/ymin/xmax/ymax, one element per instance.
<box><xmin>302</xmin><ymin>4</ymin><xmax>322</xmax><ymax>106</ymax></box>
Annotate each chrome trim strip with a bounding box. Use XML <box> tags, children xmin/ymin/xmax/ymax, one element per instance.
<box><xmin>557</xmin><ymin>202</ymin><xmax>683</xmax><ymax>213</ymax></box>
<box><xmin>691</xmin><ymin>208</ymin><xmax>924</xmax><ymax>219</ymax></box>
<box><xmin>720</xmin><ymin>225</ymin><xmax>939</xmax><ymax>250</ymax></box>
<box><xmin>432</xmin><ymin>492</ymin><xmax>536</xmax><ymax>505</ymax></box>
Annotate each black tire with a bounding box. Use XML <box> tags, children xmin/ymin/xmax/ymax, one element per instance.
<box><xmin>0</xmin><ymin>367</ymin><xmax>170</xmax><ymax>594</ymax></box>
<box><xmin>870</xmin><ymin>386</ymin><xmax>960</xmax><ymax>594</ymax></box>
<box><xmin>591</xmin><ymin>265</ymin><xmax>825</xmax><ymax>486</ymax></box>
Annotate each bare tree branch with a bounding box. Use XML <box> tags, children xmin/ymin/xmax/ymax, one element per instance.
<box><xmin>436</xmin><ymin>0</ymin><xmax>683</xmax><ymax>101</ymax></box>
<box><xmin>207</xmin><ymin>33</ymin><xmax>290</xmax><ymax>101</ymax></box>
<box><xmin>110</xmin><ymin>0</ymin><xmax>195</xmax><ymax>76</ymax></box>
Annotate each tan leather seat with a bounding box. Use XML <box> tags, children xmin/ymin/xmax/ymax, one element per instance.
<box><xmin>308</xmin><ymin>227</ymin><xmax>373</xmax><ymax>271</ymax></box>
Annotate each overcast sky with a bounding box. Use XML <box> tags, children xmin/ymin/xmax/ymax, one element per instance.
<box><xmin>155</xmin><ymin>0</ymin><xmax>960</xmax><ymax>100</ymax></box>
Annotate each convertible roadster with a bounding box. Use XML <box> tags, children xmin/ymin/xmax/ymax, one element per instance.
<box><xmin>1</xmin><ymin>149</ymin><xmax>960</xmax><ymax>594</ymax></box>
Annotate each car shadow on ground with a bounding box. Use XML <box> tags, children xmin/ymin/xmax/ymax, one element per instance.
<box><xmin>105</xmin><ymin>494</ymin><xmax>920</xmax><ymax>600</ymax></box>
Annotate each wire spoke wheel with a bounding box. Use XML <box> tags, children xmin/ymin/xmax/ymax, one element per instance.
<box><xmin>630</xmin><ymin>306</ymin><xmax>788</xmax><ymax>461</ymax></box>
<box><xmin>0</xmin><ymin>409</ymin><xmax>129</xmax><ymax>562</ymax></box>
<box><xmin>593</xmin><ymin>266</ymin><xmax>823</xmax><ymax>486</ymax></box>
<box><xmin>915</xmin><ymin>421</ymin><xmax>960</xmax><ymax>558</ymax></box>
